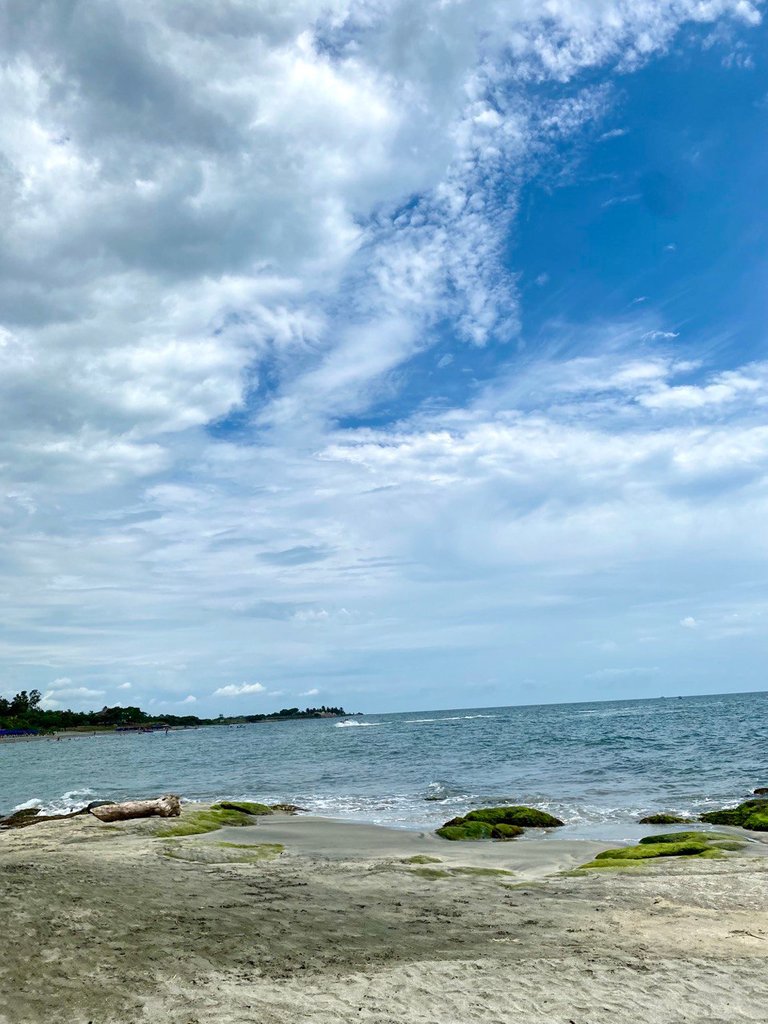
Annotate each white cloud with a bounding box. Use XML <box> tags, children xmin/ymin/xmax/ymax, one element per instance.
<box><xmin>680</xmin><ymin>617</ymin><xmax>699</xmax><ymax>629</ymax></box>
<box><xmin>300</xmin><ymin>688</ymin><xmax>321</xmax><ymax>697</ymax></box>
<box><xmin>213</xmin><ymin>683</ymin><xmax>267</xmax><ymax>698</ymax></box>
<box><xmin>40</xmin><ymin>685</ymin><xmax>106</xmax><ymax>708</ymax></box>
<box><xmin>117</xmin><ymin>682</ymin><xmax>132</xmax><ymax>690</ymax></box>
<box><xmin>0</xmin><ymin>1</ymin><xmax>762</xmax><ymax>711</ymax></box>
<box><xmin>47</xmin><ymin>686</ymin><xmax>105</xmax><ymax>699</ymax></box>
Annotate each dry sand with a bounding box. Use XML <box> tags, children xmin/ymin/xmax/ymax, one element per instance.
<box><xmin>1</xmin><ymin>806</ymin><xmax>767</xmax><ymax>1023</ymax></box>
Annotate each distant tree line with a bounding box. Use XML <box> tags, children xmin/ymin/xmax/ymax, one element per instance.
<box><xmin>0</xmin><ymin>691</ymin><xmax>351</xmax><ymax>733</ymax></box>
<box><xmin>241</xmin><ymin>705</ymin><xmax>349</xmax><ymax>723</ymax></box>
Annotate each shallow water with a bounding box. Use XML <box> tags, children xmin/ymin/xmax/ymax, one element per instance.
<box><xmin>1</xmin><ymin>691</ymin><xmax>766</xmax><ymax>840</ymax></box>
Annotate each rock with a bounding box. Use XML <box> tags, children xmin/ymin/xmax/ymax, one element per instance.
<box><xmin>578</xmin><ymin>830</ymin><xmax>744</xmax><ymax>870</ymax></box>
<box><xmin>462</xmin><ymin>806</ymin><xmax>564</xmax><ymax>828</ymax></box>
<box><xmin>435</xmin><ymin>805</ymin><xmax>561</xmax><ymax>841</ymax></box>
<box><xmin>640</xmin><ymin>831</ymin><xmax>746</xmax><ymax>851</ymax></box>
<box><xmin>269</xmin><ymin>803</ymin><xmax>307</xmax><ymax>814</ymax></box>
<box><xmin>212</xmin><ymin>801</ymin><xmax>273</xmax><ymax>816</ymax></box>
<box><xmin>436</xmin><ymin>821</ymin><xmax>496</xmax><ymax>841</ymax></box>
<box><xmin>0</xmin><ymin>807</ymin><xmax>43</xmax><ymax>829</ymax></box>
<box><xmin>699</xmin><ymin>798</ymin><xmax>768</xmax><ymax>831</ymax></box>
<box><xmin>638</xmin><ymin>813</ymin><xmax>691</xmax><ymax>825</ymax></box>
<box><xmin>491</xmin><ymin>823</ymin><xmax>525</xmax><ymax>840</ymax></box>
<box><xmin>753</xmin><ymin>787</ymin><xmax>768</xmax><ymax>795</ymax></box>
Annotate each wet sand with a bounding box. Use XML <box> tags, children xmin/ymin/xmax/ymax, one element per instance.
<box><xmin>1</xmin><ymin>806</ymin><xmax>767</xmax><ymax>1023</ymax></box>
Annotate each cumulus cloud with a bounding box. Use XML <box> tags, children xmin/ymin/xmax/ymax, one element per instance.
<box><xmin>213</xmin><ymin>683</ymin><xmax>267</xmax><ymax>698</ymax></box>
<box><xmin>46</xmin><ymin>686</ymin><xmax>105</xmax><ymax>699</ymax></box>
<box><xmin>40</xmin><ymin>684</ymin><xmax>106</xmax><ymax>709</ymax></box>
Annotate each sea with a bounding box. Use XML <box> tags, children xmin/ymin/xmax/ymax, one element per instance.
<box><xmin>2</xmin><ymin>691</ymin><xmax>766</xmax><ymax>842</ymax></box>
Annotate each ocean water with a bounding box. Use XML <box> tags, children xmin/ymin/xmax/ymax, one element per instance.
<box><xmin>2</xmin><ymin>691</ymin><xmax>766</xmax><ymax>841</ymax></box>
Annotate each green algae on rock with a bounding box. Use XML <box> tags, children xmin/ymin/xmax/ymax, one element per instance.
<box><xmin>156</xmin><ymin>806</ymin><xmax>257</xmax><ymax>837</ymax></box>
<box><xmin>595</xmin><ymin>840</ymin><xmax>712</xmax><ymax>860</ymax></box>
<box><xmin>436</xmin><ymin>821</ymin><xmax>525</xmax><ymax>841</ymax></box>
<box><xmin>577</xmin><ymin>829</ymin><xmax>743</xmax><ymax>871</ymax></box>
<box><xmin>436</xmin><ymin>821</ymin><xmax>497</xmax><ymax>841</ymax></box>
<box><xmin>699</xmin><ymin>798</ymin><xmax>768</xmax><ymax>831</ymax></box>
<box><xmin>640</xmin><ymin>831</ymin><xmax>747</xmax><ymax>850</ymax></box>
<box><xmin>211</xmin><ymin>801</ymin><xmax>273</xmax><ymax>816</ymax></box>
<box><xmin>410</xmin><ymin>867</ymin><xmax>452</xmax><ymax>880</ymax></box>
<box><xmin>436</xmin><ymin>805</ymin><xmax>561</xmax><ymax>840</ymax></box>
<box><xmin>491</xmin><ymin>823</ymin><xmax>525</xmax><ymax>839</ymax></box>
<box><xmin>463</xmin><ymin>806</ymin><xmax>564</xmax><ymax>828</ymax></box>
<box><xmin>638</xmin><ymin>813</ymin><xmax>692</xmax><ymax>825</ymax></box>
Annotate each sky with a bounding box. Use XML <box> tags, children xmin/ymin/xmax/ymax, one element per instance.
<box><xmin>1</xmin><ymin>0</ymin><xmax>767</xmax><ymax>716</ymax></box>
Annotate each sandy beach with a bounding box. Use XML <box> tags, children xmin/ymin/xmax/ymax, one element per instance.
<box><xmin>1</xmin><ymin>805</ymin><xmax>767</xmax><ymax>1024</ymax></box>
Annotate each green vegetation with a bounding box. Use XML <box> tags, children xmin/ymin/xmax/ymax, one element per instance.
<box><xmin>155</xmin><ymin>806</ymin><xmax>256</xmax><ymax>837</ymax></box>
<box><xmin>437</xmin><ymin>805</ymin><xmax>563</xmax><ymax>840</ymax></box>
<box><xmin>638</xmin><ymin>813</ymin><xmax>691</xmax><ymax>825</ymax></box>
<box><xmin>402</xmin><ymin>855</ymin><xmax>443</xmax><ymax>864</ymax></box>
<box><xmin>463</xmin><ymin>806</ymin><xmax>564</xmax><ymax>828</ymax></box>
<box><xmin>212</xmin><ymin>801</ymin><xmax>273</xmax><ymax>816</ymax></box>
<box><xmin>577</xmin><ymin>830</ymin><xmax>744</xmax><ymax>871</ymax></box>
<box><xmin>240</xmin><ymin>705</ymin><xmax>350</xmax><ymax>723</ymax></box>
<box><xmin>640</xmin><ymin>831</ymin><xmax>746</xmax><ymax>849</ymax></box>
<box><xmin>699</xmin><ymin>799</ymin><xmax>768</xmax><ymax>831</ymax></box>
<box><xmin>595</xmin><ymin>840</ymin><xmax>712</xmax><ymax>860</ymax></box>
<box><xmin>0</xmin><ymin>687</ymin><xmax>356</xmax><ymax>734</ymax></box>
<box><xmin>491</xmin><ymin>823</ymin><xmax>526</xmax><ymax>839</ymax></box>
<box><xmin>410</xmin><ymin>867</ymin><xmax>452</xmax><ymax>879</ymax></box>
<box><xmin>437</xmin><ymin>821</ymin><xmax>496</xmax><ymax>841</ymax></box>
<box><xmin>162</xmin><ymin>841</ymin><xmax>284</xmax><ymax>864</ymax></box>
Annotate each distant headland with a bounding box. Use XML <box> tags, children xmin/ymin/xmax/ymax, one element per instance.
<box><xmin>0</xmin><ymin>689</ymin><xmax>360</xmax><ymax>737</ymax></box>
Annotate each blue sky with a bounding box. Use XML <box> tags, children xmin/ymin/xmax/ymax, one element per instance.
<box><xmin>0</xmin><ymin>1</ymin><xmax>766</xmax><ymax>715</ymax></box>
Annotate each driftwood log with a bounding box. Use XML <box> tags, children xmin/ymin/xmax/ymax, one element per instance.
<box><xmin>0</xmin><ymin>795</ymin><xmax>181</xmax><ymax>830</ymax></box>
<box><xmin>88</xmin><ymin>794</ymin><xmax>181</xmax><ymax>822</ymax></box>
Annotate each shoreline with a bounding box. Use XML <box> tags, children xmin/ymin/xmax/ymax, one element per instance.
<box><xmin>1</xmin><ymin>804</ymin><xmax>766</xmax><ymax>1022</ymax></box>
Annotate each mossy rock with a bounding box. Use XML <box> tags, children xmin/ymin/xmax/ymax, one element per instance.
<box><xmin>596</xmin><ymin>840</ymin><xmax>711</xmax><ymax>861</ymax></box>
<box><xmin>574</xmin><ymin>860</ymin><xmax>647</xmax><ymax>873</ymax></box>
<box><xmin>436</xmin><ymin>821</ymin><xmax>496</xmax><ymax>841</ymax></box>
<box><xmin>578</xmin><ymin>826</ymin><xmax>748</xmax><ymax>871</ymax></box>
<box><xmin>699</xmin><ymin>798</ymin><xmax>768</xmax><ymax>831</ymax></box>
<box><xmin>463</xmin><ymin>806</ymin><xmax>564</xmax><ymax>828</ymax></box>
<box><xmin>410</xmin><ymin>867</ymin><xmax>452</xmax><ymax>879</ymax></box>
<box><xmin>402</xmin><ymin>855</ymin><xmax>443</xmax><ymax>864</ymax></box>
<box><xmin>638</xmin><ymin>813</ymin><xmax>692</xmax><ymax>825</ymax></box>
<box><xmin>640</xmin><ymin>831</ymin><xmax>745</xmax><ymax>849</ymax></box>
<box><xmin>491</xmin><ymin>823</ymin><xmax>524</xmax><ymax>840</ymax></box>
<box><xmin>211</xmin><ymin>801</ymin><xmax>273</xmax><ymax>816</ymax></box>
<box><xmin>156</xmin><ymin>807</ymin><xmax>256</xmax><ymax>837</ymax></box>
<box><xmin>753</xmin><ymin>787</ymin><xmax>768</xmax><ymax>796</ymax></box>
